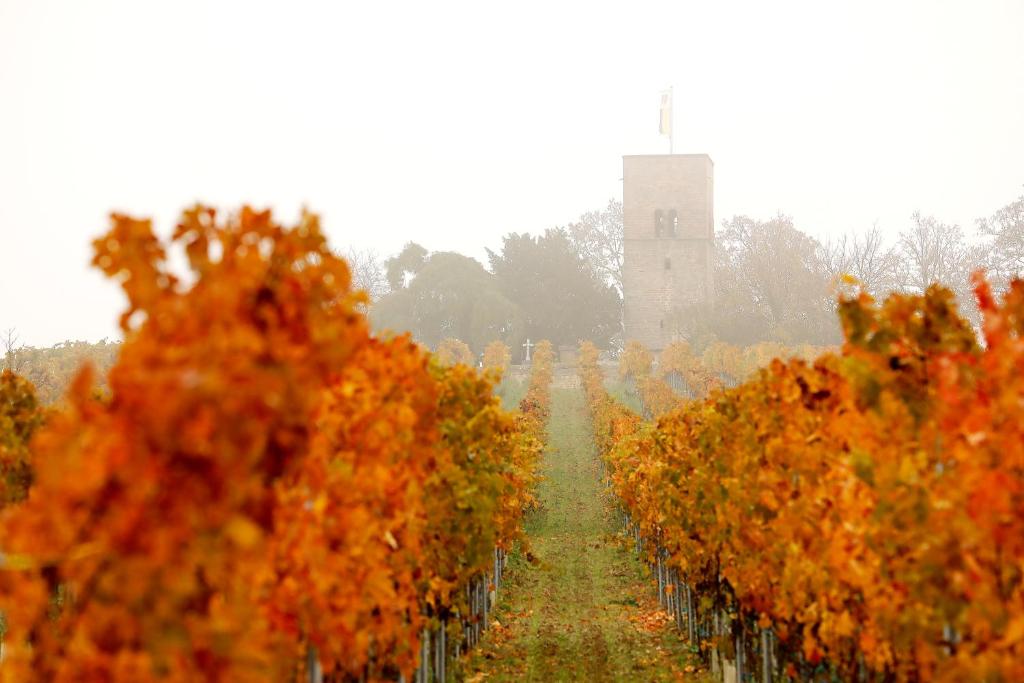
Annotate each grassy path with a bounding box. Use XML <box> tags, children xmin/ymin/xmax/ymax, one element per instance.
<box><xmin>465</xmin><ymin>388</ymin><xmax>707</xmax><ymax>682</ymax></box>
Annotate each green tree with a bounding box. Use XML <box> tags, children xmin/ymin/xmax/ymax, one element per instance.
<box><xmin>487</xmin><ymin>229</ymin><xmax>621</xmax><ymax>350</ymax></box>
<box><xmin>384</xmin><ymin>242</ymin><xmax>428</xmax><ymax>290</ymax></box>
<box><xmin>372</xmin><ymin>251</ymin><xmax>522</xmax><ymax>353</ymax></box>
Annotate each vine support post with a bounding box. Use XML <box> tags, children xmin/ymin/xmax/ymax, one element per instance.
<box><xmin>482</xmin><ymin>573</ymin><xmax>489</xmax><ymax>627</ymax></box>
<box><xmin>434</xmin><ymin>622</ymin><xmax>445</xmax><ymax>683</ymax></box>
<box><xmin>415</xmin><ymin>627</ymin><xmax>430</xmax><ymax>683</ymax></box>
<box><xmin>735</xmin><ymin>624</ymin><xmax>743</xmax><ymax>682</ymax></box>
<box><xmin>671</xmin><ymin>570</ymin><xmax>679</xmax><ymax>628</ymax></box>
<box><xmin>306</xmin><ymin>646</ymin><xmax>323</xmax><ymax>683</ymax></box>
<box><xmin>761</xmin><ymin>627</ymin><xmax>772</xmax><ymax>683</ymax></box>
<box><xmin>659</xmin><ymin>548</ymin><xmax>667</xmax><ymax>610</ymax></box>
<box><xmin>686</xmin><ymin>584</ymin><xmax>696</xmax><ymax>644</ymax></box>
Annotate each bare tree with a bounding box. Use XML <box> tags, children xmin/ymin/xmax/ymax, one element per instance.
<box><xmin>977</xmin><ymin>193</ymin><xmax>1024</xmax><ymax>287</ymax></box>
<box><xmin>566</xmin><ymin>199</ymin><xmax>624</xmax><ymax>296</ymax></box>
<box><xmin>895</xmin><ymin>212</ymin><xmax>987</xmax><ymax>325</ymax></box>
<box><xmin>3</xmin><ymin>327</ymin><xmax>21</xmax><ymax>372</ymax></box>
<box><xmin>342</xmin><ymin>247</ymin><xmax>389</xmax><ymax>302</ymax></box>
<box><xmin>896</xmin><ymin>213</ymin><xmax>978</xmax><ymax>295</ymax></box>
<box><xmin>821</xmin><ymin>223</ymin><xmax>900</xmax><ymax>297</ymax></box>
<box><xmin>711</xmin><ymin>214</ymin><xmax>839</xmax><ymax>344</ymax></box>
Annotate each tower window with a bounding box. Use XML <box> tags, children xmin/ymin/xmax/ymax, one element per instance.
<box><xmin>654</xmin><ymin>209</ymin><xmax>665</xmax><ymax>237</ymax></box>
<box><xmin>667</xmin><ymin>210</ymin><xmax>678</xmax><ymax>237</ymax></box>
<box><xmin>664</xmin><ymin>257</ymin><xmax>671</xmax><ymax>270</ymax></box>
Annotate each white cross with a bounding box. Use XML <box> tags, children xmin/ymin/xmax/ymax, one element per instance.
<box><xmin>522</xmin><ymin>338</ymin><xmax>534</xmax><ymax>363</ymax></box>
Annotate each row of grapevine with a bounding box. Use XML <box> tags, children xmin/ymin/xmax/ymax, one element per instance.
<box><xmin>620</xmin><ymin>339</ymin><xmax>834</xmax><ymax>421</ymax></box>
<box><xmin>700</xmin><ymin>340</ymin><xmax>834</xmax><ymax>387</ymax></box>
<box><xmin>481</xmin><ymin>341</ymin><xmax>512</xmax><ymax>377</ymax></box>
<box><xmin>0</xmin><ymin>369</ymin><xmax>46</xmax><ymax>506</ymax></box>
<box><xmin>618</xmin><ymin>339</ymin><xmax>722</xmax><ymax>419</ymax></box>
<box><xmin>0</xmin><ymin>206</ymin><xmax>546</xmax><ymax>683</ymax></box>
<box><xmin>517</xmin><ymin>340</ymin><xmax>554</xmax><ymax>438</ymax></box>
<box><xmin>435</xmin><ymin>338</ymin><xmax>475</xmax><ymax>367</ymax></box>
<box><xmin>583</xmin><ymin>277</ymin><xmax>1024</xmax><ymax>681</ymax></box>
<box><xmin>405</xmin><ymin>338</ymin><xmax>550</xmax><ymax>683</ymax></box>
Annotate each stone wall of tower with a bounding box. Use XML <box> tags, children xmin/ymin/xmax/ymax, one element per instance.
<box><xmin>622</xmin><ymin>154</ymin><xmax>714</xmax><ymax>352</ymax></box>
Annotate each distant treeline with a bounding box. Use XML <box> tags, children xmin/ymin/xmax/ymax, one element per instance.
<box><xmin>7</xmin><ymin>192</ymin><xmax>1020</xmax><ymax>399</ymax></box>
<box><xmin>349</xmin><ymin>192</ymin><xmax>1024</xmax><ymax>355</ymax></box>
<box><xmin>2</xmin><ymin>337</ymin><xmax>119</xmax><ymax>404</ymax></box>
<box><xmin>700</xmin><ymin>197</ymin><xmax>1022</xmax><ymax>347</ymax></box>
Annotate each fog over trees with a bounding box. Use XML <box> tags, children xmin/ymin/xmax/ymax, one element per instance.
<box><xmin>372</xmin><ymin>248</ymin><xmax>521</xmax><ymax>354</ymax></box>
<box><xmin>566</xmin><ymin>198</ymin><xmax>625</xmax><ymax>297</ymax></box>
<box><xmin>355</xmin><ymin>190</ymin><xmax>1024</xmax><ymax>357</ymax></box>
<box><xmin>487</xmin><ymin>230</ymin><xmax>620</xmax><ymax>350</ymax></box>
<box><xmin>977</xmin><ymin>195</ymin><xmax>1024</xmax><ymax>288</ymax></box>
<box><xmin>16</xmin><ymin>189</ymin><xmax>1008</xmax><ymax>363</ymax></box>
<box><xmin>343</xmin><ymin>247</ymin><xmax>389</xmax><ymax>303</ymax></box>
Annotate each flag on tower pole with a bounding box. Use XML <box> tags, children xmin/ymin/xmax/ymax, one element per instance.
<box><xmin>659</xmin><ymin>87</ymin><xmax>673</xmax><ymax>153</ymax></box>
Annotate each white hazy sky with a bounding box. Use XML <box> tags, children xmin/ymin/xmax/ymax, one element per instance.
<box><xmin>2</xmin><ymin>0</ymin><xmax>1022</xmax><ymax>346</ymax></box>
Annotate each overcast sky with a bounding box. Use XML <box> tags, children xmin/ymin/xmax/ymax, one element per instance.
<box><xmin>2</xmin><ymin>0</ymin><xmax>1022</xmax><ymax>346</ymax></box>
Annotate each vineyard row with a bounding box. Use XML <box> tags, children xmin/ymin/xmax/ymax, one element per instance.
<box><xmin>580</xmin><ymin>276</ymin><xmax>1024</xmax><ymax>682</ymax></box>
<box><xmin>0</xmin><ymin>205</ymin><xmax>550</xmax><ymax>683</ymax></box>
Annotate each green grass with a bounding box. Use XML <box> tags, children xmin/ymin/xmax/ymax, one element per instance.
<box><xmin>464</xmin><ymin>388</ymin><xmax>708</xmax><ymax>681</ymax></box>
<box><xmin>496</xmin><ymin>377</ymin><xmax>528</xmax><ymax>411</ymax></box>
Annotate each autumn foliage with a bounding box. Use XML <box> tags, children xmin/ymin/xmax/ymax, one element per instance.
<box><xmin>0</xmin><ymin>206</ymin><xmax>543</xmax><ymax>682</ymax></box>
<box><xmin>579</xmin><ymin>341</ymin><xmax>639</xmax><ymax>461</ymax></box>
<box><xmin>583</xmin><ymin>277</ymin><xmax>1024</xmax><ymax>681</ymax></box>
<box><xmin>617</xmin><ymin>339</ymin><xmax>652</xmax><ymax>384</ymax></box>
<box><xmin>658</xmin><ymin>340</ymin><xmax>721</xmax><ymax>399</ymax></box>
<box><xmin>0</xmin><ymin>370</ymin><xmax>45</xmax><ymax>506</ymax></box>
<box><xmin>435</xmin><ymin>337</ymin><xmax>475</xmax><ymax>367</ymax></box>
<box><xmin>635</xmin><ymin>376</ymin><xmax>680</xmax><ymax>419</ymax></box>
<box><xmin>482</xmin><ymin>340</ymin><xmax>512</xmax><ymax>378</ymax></box>
<box><xmin>518</xmin><ymin>340</ymin><xmax>554</xmax><ymax>444</ymax></box>
<box><xmin>700</xmin><ymin>339</ymin><xmax>834</xmax><ymax>387</ymax></box>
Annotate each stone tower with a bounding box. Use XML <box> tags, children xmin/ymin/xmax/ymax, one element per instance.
<box><xmin>622</xmin><ymin>154</ymin><xmax>714</xmax><ymax>352</ymax></box>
